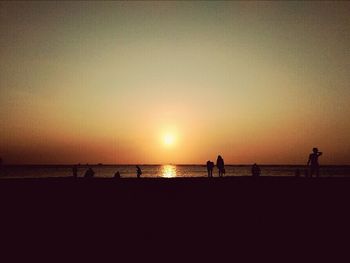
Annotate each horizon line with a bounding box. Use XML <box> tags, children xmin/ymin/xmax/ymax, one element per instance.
<box><xmin>2</xmin><ymin>163</ymin><xmax>350</xmax><ymax>166</ymax></box>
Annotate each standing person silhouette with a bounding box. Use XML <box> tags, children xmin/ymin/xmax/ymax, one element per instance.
<box><xmin>206</xmin><ymin>160</ymin><xmax>214</xmax><ymax>177</ymax></box>
<box><xmin>307</xmin><ymin>147</ymin><xmax>323</xmax><ymax>177</ymax></box>
<box><xmin>136</xmin><ymin>166</ymin><xmax>142</xmax><ymax>178</ymax></box>
<box><xmin>251</xmin><ymin>163</ymin><xmax>261</xmax><ymax>177</ymax></box>
<box><xmin>72</xmin><ymin>165</ymin><xmax>78</xmax><ymax>178</ymax></box>
<box><xmin>216</xmin><ymin>155</ymin><xmax>225</xmax><ymax>177</ymax></box>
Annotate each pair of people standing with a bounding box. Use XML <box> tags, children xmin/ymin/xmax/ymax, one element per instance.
<box><xmin>72</xmin><ymin>165</ymin><xmax>95</xmax><ymax>178</ymax></box>
<box><xmin>207</xmin><ymin>155</ymin><xmax>225</xmax><ymax>177</ymax></box>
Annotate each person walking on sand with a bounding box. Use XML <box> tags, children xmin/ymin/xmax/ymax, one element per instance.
<box><xmin>307</xmin><ymin>147</ymin><xmax>323</xmax><ymax>177</ymax></box>
<box><xmin>206</xmin><ymin>160</ymin><xmax>214</xmax><ymax>177</ymax></box>
<box><xmin>251</xmin><ymin>163</ymin><xmax>261</xmax><ymax>177</ymax></box>
<box><xmin>136</xmin><ymin>166</ymin><xmax>142</xmax><ymax>178</ymax></box>
<box><xmin>216</xmin><ymin>155</ymin><xmax>225</xmax><ymax>177</ymax></box>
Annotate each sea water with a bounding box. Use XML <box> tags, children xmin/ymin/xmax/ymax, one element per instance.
<box><xmin>1</xmin><ymin>165</ymin><xmax>349</xmax><ymax>178</ymax></box>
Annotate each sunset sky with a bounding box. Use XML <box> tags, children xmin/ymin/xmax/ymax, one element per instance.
<box><xmin>1</xmin><ymin>1</ymin><xmax>350</xmax><ymax>164</ymax></box>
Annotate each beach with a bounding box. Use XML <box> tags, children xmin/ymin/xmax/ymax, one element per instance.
<box><xmin>2</xmin><ymin>176</ymin><xmax>349</xmax><ymax>224</ymax></box>
<box><xmin>1</xmin><ymin>176</ymin><xmax>349</xmax><ymax>261</ymax></box>
<box><xmin>2</xmin><ymin>1</ymin><xmax>350</xmax><ymax>259</ymax></box>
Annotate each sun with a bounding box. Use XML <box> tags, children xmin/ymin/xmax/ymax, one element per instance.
<box><xmin>163</xmin><ymin>134</ymin><xmax>175</xmax><ymax>146</ymax></box>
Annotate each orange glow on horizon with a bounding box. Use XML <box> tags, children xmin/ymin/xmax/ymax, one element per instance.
<box><xmin>1</xmin><ymin>2</ymin><xmax>350</xmax><ymax>165</ymax></box>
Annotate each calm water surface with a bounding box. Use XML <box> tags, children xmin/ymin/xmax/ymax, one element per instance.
<box><xmin>1</xmin><ymin>165</ymin><xmax>349</xmax><ymax>178</ymax></box>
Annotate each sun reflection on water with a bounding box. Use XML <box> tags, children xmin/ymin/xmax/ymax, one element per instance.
<box><xmin>161</xmin><ymin>165</ymin><xmax>177</xmax><ymax>178</ymax></box>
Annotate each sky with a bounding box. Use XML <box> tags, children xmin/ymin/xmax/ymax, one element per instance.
<box><xmin>0</xmin><ymin>1</ymin><xmax>350</xmax><ymax>165</ymax></box>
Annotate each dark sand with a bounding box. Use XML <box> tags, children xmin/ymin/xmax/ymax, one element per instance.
<box><xmin>1</xmin><ymin>176</ymin><xmax>349</xmax><ymax>227</ymax></box>
<box><xmin>1</xmin><ymin>176</ymin><xmax>349</xmax><ymax>260</ymax></box>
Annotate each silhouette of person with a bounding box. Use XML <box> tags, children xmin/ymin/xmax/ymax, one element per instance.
<box><xmin>114</xmin><ymin>171</ymin><xmax>121</xmax><ymax>178</ymax></box>
<box><xmin>72</xmin><ymin>165</ymin><xmax>78</xmax><ymax>178</ymax></box>
<box><xmin>136</xmin><ymin>166</ymin><xmax>142</xmax><ymax>178</ymax></box>
<box><xmin>216</xmin><ymin>155</ymin><xmax>225</xmax><ymax>177</ymax></box>
<box><xmin>206</xmin><ymin>160</ymin><xmax>214</xmax><ymax>177</ymax></box>
<box><xmin>252</xmin><ymin>163</ymin><xmax>261</xmax><ymax>177</ymax></box>
<box><xmin>307</xmin><ymin>147</ymin><xmax>322</xmax><ymax>177</ymax></box>
<box><xmin>84</xmin><ymin>167</ymin><xmax>95</xmax><ymax>178</ymax></box>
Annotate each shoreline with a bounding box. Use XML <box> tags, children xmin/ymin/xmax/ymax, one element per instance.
<box><xmin>0</xmin><ymin>175</ymin><xmax>349</xmax><ymax>181</ymax></box>
<box><xmin>2</xmin><ymin>164</ymin><xmax>349</xmax><ymax>178</ymax></box>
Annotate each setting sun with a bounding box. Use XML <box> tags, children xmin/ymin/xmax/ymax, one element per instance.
<box><xmin>163</xmin><ymin>134</ymin><xmax>175</xmax><ymax>146</ymax></box>
<box><xmin>1</xmin><ymin>2</ymin><xmax>350</xmax><ymax>165</ymax></box>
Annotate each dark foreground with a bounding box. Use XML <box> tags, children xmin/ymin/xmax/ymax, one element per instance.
<box><xmin>1</xmin><ymin>176</ymin><xmax>350</xmax><ymax>260</ymax></box>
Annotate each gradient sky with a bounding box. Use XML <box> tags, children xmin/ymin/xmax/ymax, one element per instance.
<box><xmin>1</xmin><ymin>1</ymin><xmax>350</xmax><ymax>164</ymax></box>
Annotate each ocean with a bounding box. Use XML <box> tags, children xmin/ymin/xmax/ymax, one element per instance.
<box><xmin>0</xmin><ymin>164</ymin><xmax>349</xmax><ymax>178</ymax></box>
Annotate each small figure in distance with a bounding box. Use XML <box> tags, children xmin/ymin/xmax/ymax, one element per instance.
<box><xmin>252</xmin><ymin>163</ymin><xmax>261</xmax><ymax>177</ymax></box>
<box><xmin>216</xmin><ymin>155</ymin><xmax>225</xmax><ymax>177</ymax></box>
<box><xmin>84</xmin><ymin>166</ymin><xmax>95</xmax><ymax>178</ymax></box>
<box><xmin>136</xmin><ymin>166</ymin><xmax>142</xmax><ymax>178</ymax></box>
<box><xmin>72</xmin><ymin>165</ymin><xmax>78</xmax><ymax>178</ymax></box>
<box><xmin>206</xmin><ymin>160</ymin><xmax>214</xmax><ymax>177</ymax></box>
<box><xmin>295</xmin><ymin>168</ymin><xmax>300</xmax><ymax>177</ymax></box>
<box><xmin>114</xmin><ymin>171</ymin><xmax>121</xmax><ymax>179</ymax></box>
<box><xmin>307</xmin><ymin>147</ymin><xmax>323</xmax><ymax>178</ymax></box>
